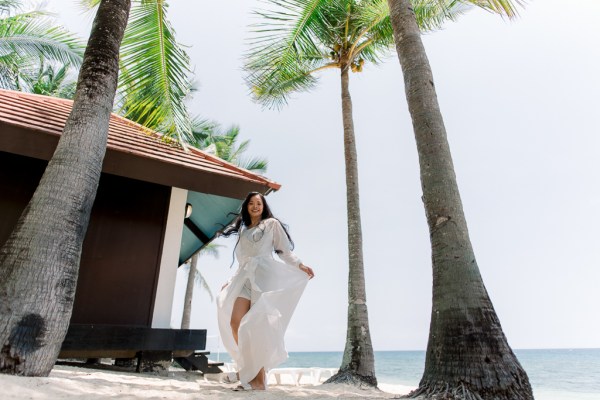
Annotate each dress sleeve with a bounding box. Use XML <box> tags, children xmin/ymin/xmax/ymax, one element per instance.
<box><xmin>270</xmin><ymin>219</ymin><xmax>302</xmax><ymax>267</ymax></box>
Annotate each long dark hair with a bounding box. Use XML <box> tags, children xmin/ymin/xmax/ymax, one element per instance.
<box><xmin>221</xmin><ymin>191</ymin><xmax>294</xmax><ymax>250</ymax></box>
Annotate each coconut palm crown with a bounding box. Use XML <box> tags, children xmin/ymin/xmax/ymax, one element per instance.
<box><xmin>245</xmin><ymin>0</ymin><xmax>466</xmax><ymax>109</ymax></box>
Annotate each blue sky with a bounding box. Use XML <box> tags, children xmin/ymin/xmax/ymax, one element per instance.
<box><xmin>51</xmin><ymin>0</ymin><xmax>600</xmax><ymax>352</ymax></box>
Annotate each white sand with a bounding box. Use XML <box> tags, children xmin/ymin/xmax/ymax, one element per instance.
<box><xmin>2</xmin><ymin>365</ymin><xmax>415</xmax><ymax>399</ymax></box>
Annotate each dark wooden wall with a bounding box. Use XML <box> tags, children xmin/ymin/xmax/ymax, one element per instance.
<box><xmin>0</xmin><ymin>151</ymin><xmax>171</xmax><ymax>327</ymax></box>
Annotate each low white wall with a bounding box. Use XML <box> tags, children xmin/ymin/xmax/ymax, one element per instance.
<box><xmin>151</xmin><ymin>187</ymin><xmax>187</xmax><ymax>328</ymax></box>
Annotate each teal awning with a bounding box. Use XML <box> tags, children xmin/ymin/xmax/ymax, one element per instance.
<box><xmin>179</xmin><ymin>192</ymin><xmax>243</xmax><ymax>265</ymax></box>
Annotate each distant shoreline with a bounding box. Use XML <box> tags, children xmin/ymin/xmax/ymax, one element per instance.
<box><xmin>281</xmin><ymin>347</ymin><xmax>600</xmax><ymax>352</ymax></box>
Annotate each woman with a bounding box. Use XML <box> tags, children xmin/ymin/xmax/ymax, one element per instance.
<box><xmin>217</xmin><ymin>192</ymin><xmax>315</xmax><ymax>391</ymax></box>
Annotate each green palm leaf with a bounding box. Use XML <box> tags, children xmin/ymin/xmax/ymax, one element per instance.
<box><xmin>0</xmin><ymin>4</ymin><xmax>83</xmax><ymax>91</ymax></box>
<box><xmin>187</xmin><ymin>117</ymin><xmax>268</xmax><ymax>174</ymax></box>
<box><xmin>462</xmin><ymin>0</ymin><xmax>523</xmax><ymax>17</ymax></box>
<box><xmin>0</xmin><ymin>0</ymin><xmax>19</xmax><ymax>14</ymax></box>
<box><xmin>0</xmin><ymin>2</ymin><xmax>83</xmax><ymax>90</ymax></box>
<box><xmin>0</xmin><ymin>11</ymin><xmax>84</xmax><ymax>67</ymax></box>
<box><xmin>77</xmin><ymin>0</ymin><xmax>101</xmax><ymax>9</ymax></box>
<box><xmin>0</xmin><ymin>56</ymin><xmax>17</xmax><ymax>87</ymax></box>
<box><xmin>188</xmin><ymin>116</ymin><xmax>221</xmax><ymax>148</ymax></box>
<box><xmin>118</xmin><ymin>0</ymin><xmax>193</xmax><ymax>144</ymax></box>
<box><xmin>21</xmin><ymin>61</ymin><xmax>77</xmax><ymax>98</ymax></box>
<box><xmin>246</xmin><ymin>0</ymin><xmax>336</xmax><ymax>108</ymax></box>
<box><xmin>233</xmin><ymin>156</ymin><xmax>268</xmax><ymax>173</ymax></box>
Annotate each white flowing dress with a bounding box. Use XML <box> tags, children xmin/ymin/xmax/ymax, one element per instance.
<box><xmin>216</xmin><ymin>218</ymin><xmax>309</xmax><ymax>384</ymax></box>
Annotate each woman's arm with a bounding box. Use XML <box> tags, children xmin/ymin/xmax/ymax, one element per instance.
<box><xmin>271</xmin><ymin>219</ymin><xmax>302</xmax><ymax>266</ymax></box>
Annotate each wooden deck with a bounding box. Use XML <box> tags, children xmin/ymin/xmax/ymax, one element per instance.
<box><xmin>58</xmin><ymin>324</ymin><xmax>218</xmax><ymax>373</ymax></box>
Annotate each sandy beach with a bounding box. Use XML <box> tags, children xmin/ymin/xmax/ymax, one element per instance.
<box><xmin>2</xmin><ymin>365</ymin><xmax>414</xmax><ymax>399</ymax></box>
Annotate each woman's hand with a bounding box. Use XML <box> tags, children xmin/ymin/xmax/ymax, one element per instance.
<box><xmin>299</xmin><ymin>264</ymin><xmax>315</xmax><ymax>279</ymax></box>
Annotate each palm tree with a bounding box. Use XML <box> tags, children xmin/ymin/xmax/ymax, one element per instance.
<box><xmin>245</xmin><ymin>0</ymin><xmax>461</xmax><ymax>386</ymax></box>
<box><xmin>0</xmin><ymin>0</ymin><xmax>130</xmax><ymax>377</ymax></box>
<box><xmin>386</xmin><ymin>0</ymin><xmax>533</xmax><ymax>398</ymax></box>
<box><xmin>180</xmin><ymin>244</ymin><xmax>221</xmax><ymax>329</ymax></box>
<box><xmin>0</xmin><ymin>0</ymin><xmax>83</xmax><ymax>90</ymax></box>
<box><xmin>245</xmin><ymin>0</ymin><xmax>392</xmax><ymax>386</ymax></box>
<box><xmin>82</xmin><ymin>0</ymin><xmax>194</xmax><ymax>145</ymax></box>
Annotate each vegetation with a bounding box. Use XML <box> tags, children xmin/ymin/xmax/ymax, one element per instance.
<box><xmin>0</xmin><ymin>0</ymin><xmax>83</xmax><ymax>91</ymax></box>
<box><xmin>20</xmin><ymin>60</ymin><xmax>77</xmax><ymax>98</ymax></box>
<box><xmin>189</xmin><ymin>118</ymin><xmax>268</xmax><ymax>173</ymax></box>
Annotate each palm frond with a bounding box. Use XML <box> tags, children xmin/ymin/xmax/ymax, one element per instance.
<box><xmin>185</xmin><ymin>118</ymin><xmax>269</xmax><ymax>173</ymax></box>
<box><xmin>182</xmin><ymin>262</ymin><xmax>214</xmax><ymax>302</ymax></box>
<box><xmin>22</xmin><ymin>61</ymin><xmax>77</xmax><ymax>98</ymax></box>
<box><xmin>409</xmin><ymin>0</ymin><xmax>468</xmax><ymax>31</ymax></box>
<box><xmin>245</xmin><ymin>0</ymin><xmax>338</xmax><ymax>108</ymax></box>
<box><xmin>460</xmin><ymin>0</ymin><xmax>523</xmax><ymax>18</ymax></box>
<box><xmin>0</xmin><ymin>12</ymin><xmax>84</xmax><ymax>67</ymax></box>
<box><xmin>228</xmin><ymin>137</ymin><xmax>250</xmax><ymax>162</ymax></box>
<box><xmin>233</xmin><ymin>156</ymin><xmax>268</xmax><ymax>174</ymax></box>
<box><xmin>199</xmin><ymin>243</ymin><xmax>223</xmax><ymax>259</ymax></box>
<box><xmin>345</xmin><ymin>0</ymin><xmax>394</xmax><ymax>65</ymax></box>
<box><xmin>78</xmin><ymin>0</ymin><xmax>101</xmax><ymax>9</ymax></box>
<box><xmin>118</xmin><ymin>0</ymin><xmax>193</xmax><ymax>144</ymax></box>
<box><xmin>55</xmin><ymin>80</ymin><xmax>76</xmax><ymax>99</ymax></box>
<box><xmin>0</xmin><ymin>0</ymin><xmax>19</xmax><ymax>15</ymax></box>
<box><xmin>349</xmin><ymin>0</ymin><xmax>470</xmax><ymax>66</ymax></box>
<box><xmin>196</xmin><ymin>271</ymin><xmax>214</xmax><ymax>302</ymax></box>
<box><xmin>188</xmin><ymin>116</ymin><xmax>221</xmax><ymax>148</ymax></box>
<box><xmin>192</xmin><ymin>242</ymin><xmax>224</xmax><ymax>302</ymax></box>
<box><xmin>212</xmin><ymin>125</ymin><xmax>241</xmax><ymax>161</ymax></box>
<box><xmin>0</xmin><ymin>56</ymin><xmax>17</xmax><ymax>88</ymax></box>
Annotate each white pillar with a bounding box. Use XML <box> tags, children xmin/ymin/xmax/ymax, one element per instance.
<box><xmin>151</xmin><ymin>187</ymin><xmax>187</xmax><ymax>328</ymax></box>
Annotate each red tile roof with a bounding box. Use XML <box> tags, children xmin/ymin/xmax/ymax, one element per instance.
<box><xmin>0</xmin><ymin>89</ymin><xmax>280</xmax><ymax>195</ymax></box>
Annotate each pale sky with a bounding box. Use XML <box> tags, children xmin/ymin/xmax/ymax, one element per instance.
<box><xmin>50</xmin><ymin>0</ymin><xmax>600</xmax><ymax>352</ymax></box>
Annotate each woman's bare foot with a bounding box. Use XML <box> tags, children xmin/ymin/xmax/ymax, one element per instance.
<box><xmin>248</xmin><ymin>368</ymin><xmax>266</xmax><ymax>390</ymax></box>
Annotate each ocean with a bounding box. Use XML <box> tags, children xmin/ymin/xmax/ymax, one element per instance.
<box><xmin>212</xmin><ymin>348</ymin><xmax>600</xmax><ymax>399</ymax></box>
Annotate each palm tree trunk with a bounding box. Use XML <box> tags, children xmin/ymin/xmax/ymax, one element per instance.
<box><xmin>386</xmin><ymin>1</ymin><xmax>533</xmax><ymax>398</ymax></box>
<box><xmin>326</xmin><ymin>63</ymin><xmax>376</xmax><ymax>387</ymax></box>
<box><xmin>181</xmin><ymin>253</ymin><xmax>199</xmax><ymax>329</ymax></box>
<box><xmin>0</xmin><ymin>0</ymin><xmax>131</xmax><ymax>377</ymax></box>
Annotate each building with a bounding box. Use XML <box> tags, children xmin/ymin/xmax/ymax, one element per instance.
<box><xmin>0</xmin><ymin>89</ymin><xmax>280</xmax><ymax>371</ymax></box>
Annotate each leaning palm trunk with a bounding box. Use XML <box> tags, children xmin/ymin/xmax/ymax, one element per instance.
<box><xmin>0</xmin><ymin>0</ymin><xmax>131</xmax><ymax>377</ymax></box>
<box><xmin>386</xmin><ymin>0</ymin><xmax>532</xmax><ymax>399</ymax></box>
<box><xmin>180</xmin><ymin>253</ymin><xmax>199</xmax><ymax>329</ymax></box>
<box><xmin>326</xmin><ymin>63</ymin><xmax>377</xmax><ymax>387</ymax></box>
